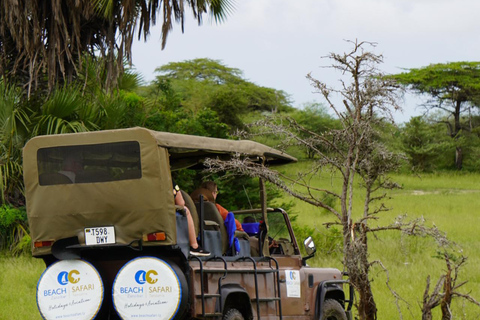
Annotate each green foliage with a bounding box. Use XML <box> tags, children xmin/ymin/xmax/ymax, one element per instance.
<box><xmin>292</xmin><ymin>223</ymin><xmax>342</xmax><ymax>257</ymax></box>
<box><xmin>150</xmin><ymin>58</ymin><xmax>293</xmax><ymax>132</ymax></box>
<box><xmin>391</xmin><ymin>62</ymin><xmax>480</xmax><ymax>101</ymax></box>
<box><xmin>0</xmin><ymin>61</ymin><xmax>147</xmax><ymax>204</ymax></box>
<box><xmin>30</xmin><ymin>88</ymin><xmax>91</xmax><ymax>136</ymax></box>
<box><xmin>0</xmin><ymin>83</ymin><xmax>30</xmax><ymax>204</ymax></box>
<box><xmin>0</xmin><ymin>0</ymin><xmax>234</xmax><ymax>92</ymax></box>
<box><xmin>389</xmin><ymin>61</ymin><xmax>480</xmax><ymax>170</ymax></box>
<box><xmin>287</xmin><ymin>102</ymin><xmax>340</xmax><ymax>158</ymax></box>
<box><xmin>0</xmin><ymin>205</ymin><xmax>30</xmax><ymax>255</ymax></box>
<box><xmin>155</xmin><ymin>58</ymin><xmax>244</xmax><ymax>84</ymax></box>
<box><xmin>145</xmin><ymin>107</ymin><xmax>229</xmax><ymax>138</ymax></box>
<box><xmin>399</xmin><ymin>116</ymin><xmax>454</xmax><ymax>171</ymax></box>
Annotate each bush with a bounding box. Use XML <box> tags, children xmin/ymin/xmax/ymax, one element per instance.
<box><xmin>0</xmin><ymin>205</ymin><xmax>30</xmax><ymax>255</ymax></box>
<box><xmin>292</xmin><ymin>223</ymin><xmax>342</xmax><ymax>257</ymax></box>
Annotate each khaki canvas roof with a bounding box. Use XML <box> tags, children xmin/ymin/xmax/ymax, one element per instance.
<box><xmin>23</xmin><ymin>127</ymin><xmax>296</xmax><ymax>256</ymax></box>
<box><xmin>146</xmin><ymin>129</ymin><xmax>297</xmax><ymax>169</ymax></box>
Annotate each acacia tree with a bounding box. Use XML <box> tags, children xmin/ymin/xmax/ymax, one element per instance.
<box><xmin>389</xmin><ymin>62</ymin><xmax>480</xmax><ymax>170</ymax></box>
<box><xmin>0</xmin><ymin>0</ymin><xmax>234</xmax><ymax>94</ymax></box>
<box><xmin>204</xmin><ymin>41</ymin><xmax>408</xmax><ymax>320</ymax></box>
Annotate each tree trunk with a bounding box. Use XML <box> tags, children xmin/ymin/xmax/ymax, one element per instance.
<box><xmin>455</xmin><ymin>146</ymin><xmax>463</xmax><ymax>170</ymax></box>
<box><xmin>453</xmin><ymin>100</ymin><xmax>463</xmax><ymax>170</ymax></box>
<box><xmin>422</xmin><ymin>310</ymin><xmax>433</xmax><ymax>320</ymax></box>
<box><xmin>357</xmin><ymin>279</ymin><xmax>377</xmax><ymax>320</ymax></box>
<box><xmin>344</xmin><ymin>224</ymin><xmax>377</xmax><ymax>320</ymax></box>
<box><xmin>441</xmin><ymin>269</ymin><xmax>452</xmax><ymax>320</ymax></box>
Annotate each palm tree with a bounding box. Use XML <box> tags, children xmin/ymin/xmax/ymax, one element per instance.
<box><xmin>0</xmin><ymin>83</ymin><xmax>30</xmax><ymax>205</ymax></box>
<box><xmin>0</xmin><ymin>58</ymin><xmax>148</xmax><ymax>204</ymax></box>
<box><xmin>0</xmin><ymin>0</ymin><xmax>235</xmax><ymax>95</ymax></box>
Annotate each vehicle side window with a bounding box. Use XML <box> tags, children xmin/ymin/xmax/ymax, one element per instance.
<box><xmin>267</xmin><ymin>212</ymin><xmax>295</xmax><ymax>256</ymax></box>
<box><xmin>37</xmin><ymin>141</ymin><xmax>142</xmax><ymax>186</ymax></box>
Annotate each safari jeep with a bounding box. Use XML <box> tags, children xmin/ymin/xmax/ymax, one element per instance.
<box><xmin>23</xmin><ymin>127</ymin><xmax>352</xmax><ymax>320</ymax></box>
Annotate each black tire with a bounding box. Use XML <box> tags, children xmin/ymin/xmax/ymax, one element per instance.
<box><xmin>223</xmin><ymin>308</ymin><xmax>244</xmax><ymax>320</ymax></box>
<box><xmin>321</xmin><ymin>299</ymin><xmax>347</xmax><ymax>320</ymax></box>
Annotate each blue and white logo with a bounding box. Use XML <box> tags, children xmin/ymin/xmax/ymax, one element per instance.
<box><xmin>57</xmin><ymin>271</ymin><xmax>69</xmax><ymax>285</ymax></box>
<box><xmin>135</xmin><ymin>270</ymin><xmax>146</xmax><ymax>284</ymax></box>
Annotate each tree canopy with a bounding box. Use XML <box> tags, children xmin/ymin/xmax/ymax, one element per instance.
<box><xmin>150</xmin><ymin>58</ymin><xmax>293</xmax><ymax>130</ymax></box>
<box><xmin>0</xmin><ymin>0</ymin><xmax>234</xmax><ymax>94</ymax></box>
<box><xmin>389</xmin><ymin>61</ymin><xmax>480</xmax><ymax>169</ymax></box>
<box><xmin>391</xmin><ymin>62</ymin><xmax>480</xmax><ymax>103</ymax></box>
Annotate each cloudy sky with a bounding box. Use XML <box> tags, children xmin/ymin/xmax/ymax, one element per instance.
<box><xmin>132</xmin><ymin>0</ymin><xmax>480</xmax><ymax>122</ymax></box>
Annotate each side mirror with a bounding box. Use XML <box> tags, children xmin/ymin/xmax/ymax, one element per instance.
<box><xmin>304</xmin><ymin>236</ymin><xmax>316</xmax><ymax>256</ymax></box>
<box><xmin>302</xmin><ymin>237</ymin><xmax>316</xmax><ymax>265</ymax></box>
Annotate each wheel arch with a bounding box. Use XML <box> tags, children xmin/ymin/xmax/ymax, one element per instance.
<box><xmin>220</xmin><ymin>283</ymin><xmax>253</xmax><ymax>320</ymax></box>
<box><xmin>315</xmin><ymin>280</ymin><xmax>347</xmax><ymax>320</ymax></box>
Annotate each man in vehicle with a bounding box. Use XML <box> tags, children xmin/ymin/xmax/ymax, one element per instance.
<box><xmin>200</xmin><ymin>181</ymin><xmax>244</xmax><ymax>232</ymax></box>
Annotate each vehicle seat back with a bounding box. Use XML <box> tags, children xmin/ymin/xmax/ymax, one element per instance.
<box><xmin>181</xmin><ymin>190</ymin><xmax>199</xmax><ymax>235</ymax></box>
<box><xmin>195</xmin><ymin>201</ymin><xmax>228</xmax><ymax>255</ymax></box>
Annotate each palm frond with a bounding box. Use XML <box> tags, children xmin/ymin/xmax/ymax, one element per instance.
<box><xmin>0</xmin><ymin>160</ymin><xmax>24</xmax><ymax>204</ymax></box>
<box><xmin>32</xmin><ymin>115</ymin><xmax>88</xmax><ymax>136</ymax></box>
<box><xmin>208</xmin><ymin>0</ymin><xmax>236</xmax><ymax>23</ymax></box>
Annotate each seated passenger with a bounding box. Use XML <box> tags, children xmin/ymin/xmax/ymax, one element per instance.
<box><xmin>173</xmin><ymin>180</ymin><xmax>210</xmax><ymax>257</ymax></box>
<box><xmin>199</xmin><ymin>181</ymin><xmax>244</xmax><ymax>232</ymax></box>
<box><xmin>58</xmin><ymin>154</ymin><xmax>84</xmax><ymax>183</ymax></box>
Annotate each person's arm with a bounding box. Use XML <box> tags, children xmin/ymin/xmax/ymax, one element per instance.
<box><xmin>175</xmin><ymin>189</ymin><xmax>186</xmax><ymax>207</ymax></box>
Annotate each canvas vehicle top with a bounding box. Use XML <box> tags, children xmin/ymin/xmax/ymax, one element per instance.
<box><xmin>24</xmin><ymin>127</ymin><xmax>296</xmax><ymax>256</ymax></box>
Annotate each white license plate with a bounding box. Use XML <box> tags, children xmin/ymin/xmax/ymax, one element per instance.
<box><xmin>84</xmin><ymin>226</ymin><xmax>115</xmax><ymax>245</ymax></box>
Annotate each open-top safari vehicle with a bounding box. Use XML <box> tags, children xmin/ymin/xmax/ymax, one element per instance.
<box><xmin>23</xmin><ymin>127</ymin><xmax>352</xmax><ymax>320</ymax></box>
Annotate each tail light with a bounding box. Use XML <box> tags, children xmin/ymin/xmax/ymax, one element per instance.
<box><xmin>34</xmin><ymin>240</ymin><xmax>54</xmax><ymax>248</ymax></box>
<box><xmin>142</xmin><ymin>232</ymin><xmax>166</xmax><ymax>242</ymax></box>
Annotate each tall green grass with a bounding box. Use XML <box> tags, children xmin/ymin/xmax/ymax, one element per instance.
<box><xmin>280</xmin><ymin>165</ymin><xmax>480</xmax><ymax>319</ymax></box>
<box><xmin>3</xmin><ymin>168</ymin><xmax>480</xmax><ymax>319</ymax></box>
<box><xmin>0</xmin><ymin>254</ymin><xmax>44</xmax><ymax>319</ymax></box>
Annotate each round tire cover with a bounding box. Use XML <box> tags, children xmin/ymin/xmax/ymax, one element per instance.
<box><xmin>112</xmin><ymin>257</ymin><xmax>183</xmax><ymax>320</ymax></box>
<box><xmin>36</xmin><ymin>260</ymin><xmax>104</xmax><ymax>320</ymax></box>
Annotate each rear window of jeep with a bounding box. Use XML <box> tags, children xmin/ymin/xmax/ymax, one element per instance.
<box><xmin>37</xmin><ymin>141</ymin><xmax>142</xmax><ymax>185</ymax></box>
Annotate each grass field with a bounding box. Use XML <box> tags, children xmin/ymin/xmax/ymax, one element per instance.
<box><xmin>0</xmin><ymin>255</ymin><xmax>44</xmax><ymax>319</ymax></box>
<box><xmin>2</xmin><ymin>166</ymin><xmax>480</xmax><ymax>319</ymax></box>
<box><xmin>278</xmin><ymin>163</ymin><xmax>480</xmax><ymax>319</ymax></box>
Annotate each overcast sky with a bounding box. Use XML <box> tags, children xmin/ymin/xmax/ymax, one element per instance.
<box><xmin>132</xmin><ymin>0</ymin><xmax>480</xmax><ymax>123</ymax></box>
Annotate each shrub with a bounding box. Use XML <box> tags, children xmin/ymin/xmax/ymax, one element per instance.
<box><xmin>292</xmin><ymin>223</ymin><xmax>342</xmax><ymax>257</ymax></box>
<box><xmin>0</xmin><ymin>205</ymin><xmax>30</xmax><ymax>255</ymax></box>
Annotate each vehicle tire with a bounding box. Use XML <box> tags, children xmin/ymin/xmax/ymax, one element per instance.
<box><xmin>223</xmin><ymin>308</ymin><xmax>244</xmax><ymax>320</ymax></box>
<box><xmin>321</xmin><ymin>299</ymin><xmax>347</xmax><ymax>320</ymax></box>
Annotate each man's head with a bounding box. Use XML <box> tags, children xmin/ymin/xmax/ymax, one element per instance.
<box><xmin>62</xmin><ymin>154</ymin><xmax>83</xmax><ymax>173</ymax></box>
<box><xmin>200</xmin><ymin>181</ymin><xmax>218</xmax><ymax>200</ymax></box>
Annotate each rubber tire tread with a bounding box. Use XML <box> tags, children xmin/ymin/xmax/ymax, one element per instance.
<box><xmin>223</xmin><ymin>308</ymin><xmax>244</xmax><ymax>320</ymax></box>
<box><xmin>321</xmin><ymin>299</ymin><xmax>347</xmax><ymax>320</ymax></box>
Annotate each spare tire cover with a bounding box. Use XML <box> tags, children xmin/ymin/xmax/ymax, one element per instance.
<box><xmin>112</xmin><ymin>257</ymin><xmax>186</xmax><ymax>320</ymax></box>
<box><xmin>36</xmin><ymin>260</ymin><xmax>104</xmax><ymax>320</ymax></box>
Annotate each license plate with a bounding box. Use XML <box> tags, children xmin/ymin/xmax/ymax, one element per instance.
<box><xmin>84</xmin><ymin>226</ymin><xmax>115</xmax><ymax>245</ymax></box>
